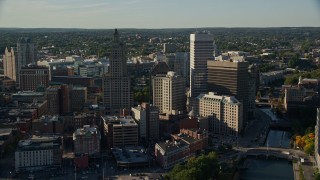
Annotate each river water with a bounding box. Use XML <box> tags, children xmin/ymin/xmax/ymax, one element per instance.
<box><xmin>239</xmin><ymin>129</ymin><xmax>293</xmax><ymax>180</ymax></box>
<box><xmin>265</xmin><ymin>129</ymin><xmax>291</xmax><ymax>148</ymax></box>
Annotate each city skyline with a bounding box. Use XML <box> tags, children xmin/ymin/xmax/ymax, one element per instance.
<box><xmin>0</xmin><ymin>0</ymin><xmax>320</xmax><ymax>29</ymax></box>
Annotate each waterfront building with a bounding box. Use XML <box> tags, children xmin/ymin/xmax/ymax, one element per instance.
<box><xmin>284</xmin><ymin>86</ymin><xmax>306</xmax><ymax>113</ymax></box>
<box><xmin>155</xmin><ymin>129</ymin><xmax>208</xmax><ymax>169</ymax></box>
<box><xmin>197</xmin><ymin>92</ymin><xmax>243</xmax><ymax>136</ymax></box>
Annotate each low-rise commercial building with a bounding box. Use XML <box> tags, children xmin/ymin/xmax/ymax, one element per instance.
<box><xmin>102</xmin><ymin>116</ymin><xmax>138</xmax><ymax>148</ymax></box>
<box><xmin>15</xmin><ymin>135</ymin><xmax>63</xmax><ymax>172</ymax></box>
<box><xmin>284</xmin><ymin>86</ymin><xmax>306</xmax><ymax>113</ymax></box>
<box><xmin>111</xmin><ymin>146</ymin><xmax>149</xmax><ymax>168</ymax></box>
<box><xmin>73</xmin><ymin>125</ymin><xmax>100</xmax><ymax>156</ymax></box>
<box><xmin>155</xmin><ymin>129</ymin><xmax>208</xmax><ymax>169</ymax></box>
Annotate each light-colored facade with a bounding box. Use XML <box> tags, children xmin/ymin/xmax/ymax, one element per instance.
<box><xmin>197</xmin><ymin>92</ymin><xmax>243</xmax><ymax>137</ymax></box>
<box><xmin>152</xmin><ymin>71</ymin><xmax>185</xmax><ymax>115</ymax></box>
<box><xmin>131</xmin><ymin>103</ymin><xmax>160</xmax><ymax>142</ymax></box>
<box><xmin>19</xmin><ymin>65</ymin><xmax>49</xmax><ymax>91</ymax></box>
<box><xmin>102</xmin><ymin>116</ymin><xmax>138</xmax><ymax>148</ymax></box>
<box><xmin>73</xmin><ymin>125</ymin><xmax>101</xmax><ymax>156</ymax></box>
<box><xmin>15</xmin><ymin>136</ymin><xmax>62</xmax><ymax>172</ymax></box>
<box><xmin>3</xmin><ymin>47</ymin><xmax>16</xmax><ymax>81</ymax></box>
<box><xmin>190</xmin><ymin>32</ymin><xmax>215</xmax><ymax>98</ymax></box>
<box><xmin>103</xmin><ymin>29</ymin><xmax>132</xmax><ymax>115</ymax></box>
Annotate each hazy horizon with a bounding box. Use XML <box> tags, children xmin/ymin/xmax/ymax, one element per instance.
<box><xmin>0</xmin><ymin>0</ymin><xmax>320</xmax><ymax>29</ymax></box>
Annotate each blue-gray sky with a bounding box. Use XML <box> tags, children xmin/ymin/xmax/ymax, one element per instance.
<box><xmin>0</xmin><ymin>0</ymin><xmax>320</xmax><ymax>28</ymax></box>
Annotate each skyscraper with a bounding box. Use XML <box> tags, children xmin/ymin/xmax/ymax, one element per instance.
<box><xmin>103</xmin><ymin>29</ymin><xmax>132</xmax><ymax>115</ymax></box>
<box><xmin>174</xmin><ymin>52</ymin><xmax>190</xmax><ymax>85</ymax></box>
<box><xmin>16</xmin><ymin>37</ymin><xmax>36</xmax><ymax>84</ymax></box>
<box><xmin>152</xmin><ymin>71</ymin><xmax>185</xmax><ymax>115</ymax></box>
<box><xmin>207</xmin><ymin>60</ymin><xmax>249</xmax><ymax>122</ymax></box>
<box><xmin>3</xmin><ymin>47</ymin><xmax>16</xmax><ymax>81</ymax></box>
<box><xmin>189</xmin><ymin>31</ymin><xmax>215</xmax><ymax>98</ymax></box>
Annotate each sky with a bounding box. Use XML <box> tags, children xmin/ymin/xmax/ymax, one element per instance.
<box><xmin>0</xmin><ymin>0</ymin><xmax>320</xmax><ymax>29</ymax></box>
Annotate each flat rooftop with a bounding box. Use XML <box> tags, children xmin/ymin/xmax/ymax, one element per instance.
<box><xmin>17</xmin><ymin>135</ymin><xmax>62</xmax><ymax>151</ymax></box>
<box><xmin>111</xmin><ymin>146</ymin><xmax>149</xmax><ymax>164</ymax></box>
<box><xmin>157</xmin><ymin>140</ymin><xmax>188</xmax><ymax>154</ymax></box>
<box><xmin>102</xmin><ymin>116</ymin><xmax>137</xmax><ymax>126</ymax></box>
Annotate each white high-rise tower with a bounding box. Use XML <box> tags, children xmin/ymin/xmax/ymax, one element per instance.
<box><xmin>189</xmin><ymin>31</ymin><xmax>215</xmax><ymax>98</ymax></box>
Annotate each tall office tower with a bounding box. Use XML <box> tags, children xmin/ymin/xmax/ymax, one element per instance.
<box><xmin>175</xmin><ymin>52</ymin><xmax>190</xmax><ymax>85</ymax></box>
<box><xmin>103</xmin><ymin>29</ymin><xmax>132</xmax><ymax>115</ymax></box>
<box><xmin>16</xmin><ymin>37</ymin><xmax>36</xmax><ymax>84</ymax></box>
<box><xmin>189</xmin><ymin>31</ymin><xmax>215</xmax><ymax>98</ymax></box>
<box><xmin>71</xmin><ymin>87</ymin><xmax>87</xmax><ymax>112</ymax></box>
<box><xmin>3</xmin><ymin>47</ymin><xmax>16</xmax><ymax>81</ymax></box>
<box><xmin>197</xmin><ymin>92</ymin><xmax>243</xmax><ymax>137</ymax></box>
<box><xmin>132</xmin><ymin>103</ymin><xmax>160</xmax><ymax>143</ymax></box>
<box><xmin>19</xmin><ymin>65</ymin><xmax>49</xmax><ymax>91</ymax></box>
<box><xmin>164</xmin><ymin>54</ymin><xmax>175</xmax><ymax>70</ymax></box>
<box><xmin>152</xmin><ymin>71</ymin><xmax>185</xmax><ymax>115</ymax></box>
<box><xmin>207</xmin><ymin>60</ymin><xmax>249</xmax><ymax>122</ymax></box>
<box><xmin>248</xmin><ymin>64</ymin><xmax>258</xmax><ymax>118</ymax></box>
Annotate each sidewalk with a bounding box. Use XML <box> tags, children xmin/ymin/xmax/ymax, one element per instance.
<box><xmin>292</xmin><ymin>162</ymin><xmax>299</xmax><ymax>180</ymax></box>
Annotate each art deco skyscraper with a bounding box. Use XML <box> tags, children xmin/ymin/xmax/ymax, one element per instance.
<box><xmin>103</xmin><ymin>29</ymin><xmax>132</xmax><ymax>115</ymax></box>
<box><xmin>3</xmin><ymin>47</ymin><xmax>16</xmax><ymax>81</ymax></box>
<box><xmin>189</xmin><ymin>31</ymin><xmax>215</xmax><ymax>98</ymax></box>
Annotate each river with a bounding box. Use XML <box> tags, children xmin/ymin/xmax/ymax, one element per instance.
<box><xmin>265</xmin><ymin>129</ymin><xmax>291</xmax><ymax>148</ymax></box>
<box><xmin>239</xmin><ymin>129</ymin><xmax>293</xmax><ymax>180</ymax></box>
